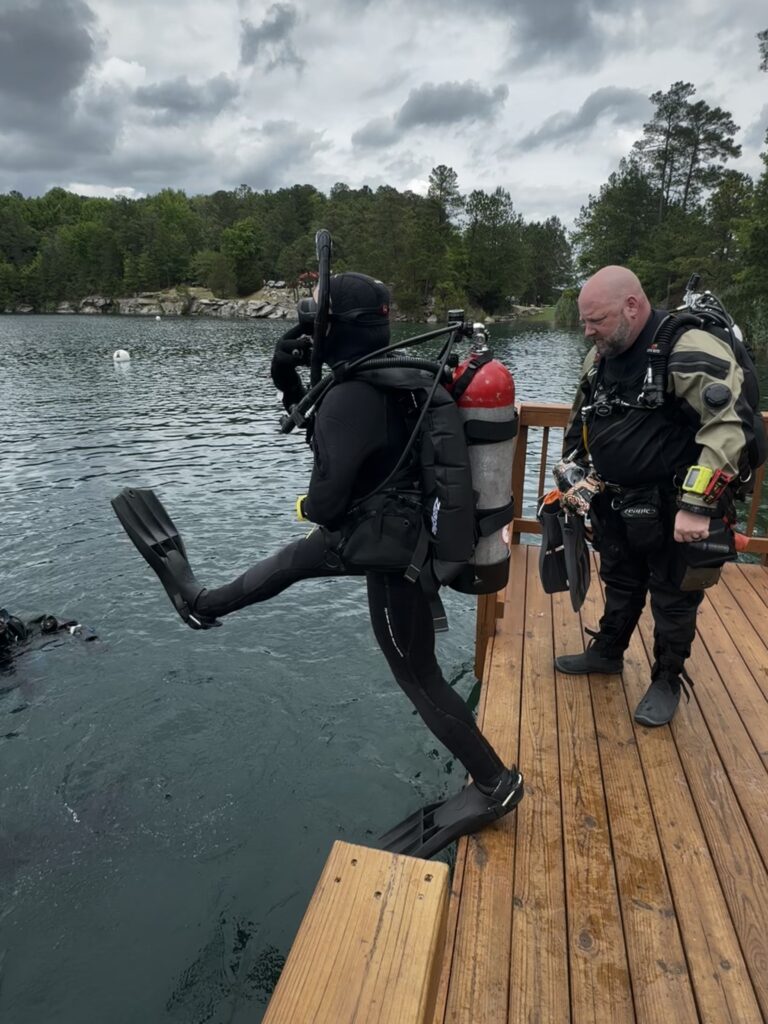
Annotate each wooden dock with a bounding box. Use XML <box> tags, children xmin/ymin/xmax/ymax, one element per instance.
<box><xmin>434</xmin><ymin>548</ymin><xmax>768</xmax><ymax>1024</ymax></box>
<box><xmin>263</xmin><ymin>403</ymin><xmax>768</xmax><ymax>1024</ymax></box>
<box><xmin>435</xmin><ymin>403</ymin><xmax>768</xmax><ymax>1024</ymax></box>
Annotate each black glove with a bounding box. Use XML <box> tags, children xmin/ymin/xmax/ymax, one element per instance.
<box><xmin>271</xmin><ymin>325</ymin><xmax>312</xmax><ymax>411</ymax></box>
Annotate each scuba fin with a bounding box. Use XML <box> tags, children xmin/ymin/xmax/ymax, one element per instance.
<box><xmin>379</xmin><ymin>768</ymin><xmax>523</xmax><ymax>859</ymax></box>
<box><xmin>111</xmin><ymin>487</ymin><xmax>221</xmax><ymax>630</ymax></box>
<box><xmin>560</xmin><ymin>510</ymin><xmax>590</xmax><ymax>612</ymax></box>
<box><xmin>537</xmin><ymin>490</ymin><xmax>569</xmax><ymax>594</ymax></box>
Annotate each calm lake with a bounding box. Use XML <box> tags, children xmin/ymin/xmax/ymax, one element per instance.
<box><xmin>1</xmin><ymin>314</ymin><xmax>765</xmax><ymax>1023</ymax></box>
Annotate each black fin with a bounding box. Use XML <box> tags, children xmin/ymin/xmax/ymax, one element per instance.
<box><xmin>559</xmin><ymin>511</ymin><xmax>590</xmax><ymax>612</ymax></box>
<box><xmin>379</xmin><ymin>768</ymin><xmax>523</xmax><ymax>859</ymax></box>
<box><xmin>538</xmin><ymin>497</ymin><xmax>569</xmax><ymax>594</ymax></box>
<box><xmin>111</xmin><ymin>487</ymin><xmax>220</xmax><ymax>630</ymax></box>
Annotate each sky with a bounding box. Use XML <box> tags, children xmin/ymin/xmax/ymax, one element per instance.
<box><xmin>0</xmin><ymin>0</ymin><xmax>766</xmax><ymax>225</ymax></box>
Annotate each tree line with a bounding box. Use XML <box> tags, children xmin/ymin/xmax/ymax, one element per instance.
<box><xmin>0</xmin><ymin>169</ymin><xmax>571</xmax><ymax>320</ymax></box>
<box><xmin>0</xmin><ymin>29</ymin><xmax>766</xmax><ymax>338</ymax></box>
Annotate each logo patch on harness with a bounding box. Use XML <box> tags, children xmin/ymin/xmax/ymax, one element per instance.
<box><xmin>621</xmin><ymin>504</ymin><xmax>657</xmax><ymax>518</ymax></box>
<box><xmin>431</xmin><ymin>497</ymin><xmax>441</xmax><ymax>535</ymax></box>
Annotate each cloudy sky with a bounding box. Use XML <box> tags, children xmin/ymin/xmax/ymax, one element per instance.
<box><xmin>0</xmin><ymin>0</ymin><xmax>766</xmax><ymax>224</ymax></box>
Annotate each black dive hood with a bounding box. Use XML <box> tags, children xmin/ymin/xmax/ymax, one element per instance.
<box><xmin>298</xmin><ymin>272</ymin><xmax>391</xmax><ymax>365</ymax></box>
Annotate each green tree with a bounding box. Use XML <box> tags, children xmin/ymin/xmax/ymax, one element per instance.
<box><xmin>0</xmin><ymin>257</ymin><xmax>18</xmax><ymax>309</ymax></box>
<box><xmin>632</xmin><ymin>82</ymin><xmax>740</xmax><ymax>216</ymax></box>
<box><xmin>519</xmin><ymin>217</ymin><xmax>573</xmax><ymax>305</ymax></box>
<box><xmin>191</xmin><ymin>250</ymin><xmax>237</xmax><ymax>297</ymax></box>
<box><xmin>573</xmin><ymin>159</ymin><xmax>656</xmax><ymax>274</ymax></box>
<box><xmin>464</xmin><ymin>188</ymin><xmax>524</xmax><ymax>313</ymax></box>
<box><xmin>632</xmin><ymin>81</ymin><xmax>696</xmax><ymax>219</ymax></box>
<box><xmin>427</xmin><ymin>165</ymin><xmax>464</xmax><ymax>226</ymax></box>
<box><xmin>221</xmin><ymin>217</ymin><xmax>266</xmax><ymax>295</ymax></box>
<box><xmin>0</xmin><ymin>195</ymin><xmax>39</xmax><ymax>266</ymax></box>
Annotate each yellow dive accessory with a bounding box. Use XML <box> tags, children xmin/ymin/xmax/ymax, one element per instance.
<box><xmin>296</xmin><ymin>495</ymin><xmax>308</xmax><ymax>521</ymax></box>
<box><xmin>681</xmin><ymin>465</ymin><xmax>714</xmax><ymax>496</ymax></box>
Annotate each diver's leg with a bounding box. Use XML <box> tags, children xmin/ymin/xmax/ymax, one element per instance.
<box><xmin>366</xmin><ymin>571</ymin><xmax>506</xmax><ymax>789</ymax></box>
<box><xmin>196</xmin><ymin>528</ymin><xmax>355</xmax><ymax>618</ymax></box>
<box><xmin>634</xmin><ymin>543</ymin><xmax>702</xmax><ymax>726</ymax></box>
<box><xmin>555</xmin><ymin>505</ymin><xmax>647</xmax><ymax>673</ymax></box>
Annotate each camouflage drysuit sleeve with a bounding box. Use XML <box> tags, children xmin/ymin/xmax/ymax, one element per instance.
<box><xmin>668</xmin><ymin>327</ymin><xmax>749</xmax><ymax>509</ymax></box>
<box><xmin>562</xmin><ymin>347</ymin><xmax>598</xmax><ymax>459</ymax></box>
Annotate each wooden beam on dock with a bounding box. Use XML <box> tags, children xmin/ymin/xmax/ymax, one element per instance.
<box><xmin>263</xmin><ymin>841</ymin><xmax>449</xmax><ymax>1024</ymax></box>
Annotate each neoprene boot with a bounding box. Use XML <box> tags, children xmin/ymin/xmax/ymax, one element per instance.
<box><xmin>634</xmin><ymin>655</ymin><xmax>694</xmax><ymax>727</ymax></box>
<box><xmin>555</xmin><ymin>628</ymin><xmax>623</xmax><ymax>675</ymax></box>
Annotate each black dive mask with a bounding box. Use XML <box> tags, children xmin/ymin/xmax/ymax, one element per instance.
<box><xmin>297</xmin><ymin>296</ymin><xmax>317</xmax><ymax>332</ymax></box>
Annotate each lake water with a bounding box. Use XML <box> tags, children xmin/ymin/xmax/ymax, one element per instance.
<box><xmin>0</xmin><ymin>314</ymin><xmax>765</xmax><ymax>1023</ymax></box>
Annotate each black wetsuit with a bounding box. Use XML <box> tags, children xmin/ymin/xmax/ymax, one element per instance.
<box><xmin>194</xmin><ymin>378</ymin><xmax>505</xmax><ymax>788</ymax></box>
<box><xmin>0</xmin><ymin>610</ymin><xmax>97</xmax><ymax>670</ymax></box>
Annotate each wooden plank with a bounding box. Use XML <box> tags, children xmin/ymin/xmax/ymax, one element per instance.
<box><xmin>609</xmin><ymin>611</ymin><xmax>765</xmax><ymax>1021</ymax></box>
<box><xmin>580</xmin><ymin>569</ymin><xmax>700</xmax><ymax>1023</ymax></box>
<box><xmin>717</xmin><ymin>564</ymin><xmax>768</xmax><ymax>703</ymax></box>
<box><xmin>634</xmin><ymin>614</ymin><xmax>768</xmax><ymax>1018</ymax></box>
<box><xmin>736</xmin><ymin>561</ymin><xmax>768</xmax><ymax>610</ymax></box>
<box><xmin>518</xmin><ymin>402</ymin><xmax>571</xmax><ymax>428</ymax></box>
<box><xmin>440</xmin><ymin>545</ymin><xmax>527</xmax><ymax>1024</ymax></box>
<box><xmin>551</xmin><ymin>587</ymin><xmax>635</xmax><ymax>1023</ymax></box>
<box><xmin>263</xmin><ymin>842</ymin><xmax>448</xmax><ymax>1024</ymax></box>
<box><xmin>432</xmin><ymin>598</ymin><xmax>500</xmax><ymax>1024</ymax></box>
<box><xmin>510</xmin><ymin>421</ymin><xmax>529</xmax><ymax>546</ymax></box>
<box><xmin>474</xmin><ymin>593</ymin><xmax>505</xmax><ymax>683</ymax></box>
<box><xmin>693</xmin><ymin>587</ymin><xmax>768</xmax><ymax>782</ymax></box>
<box><xmin>509</xmin><ymin>550</ymin><xmax>569</xmax><ymax>1023</ymax></box>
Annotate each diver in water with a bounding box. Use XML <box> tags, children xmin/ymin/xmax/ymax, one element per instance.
<box><xmin>112</xmin><ymin>269</ymin><xmax>523</xmax><ymax>859</ymax></box>
<box><xmin>0</xmin><ymin>607</ymin><xmax>97</xmax><ymax>669</ymax></box>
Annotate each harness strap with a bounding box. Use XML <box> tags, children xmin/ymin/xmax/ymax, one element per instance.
<box><xmin>477</xmin><ymin>499</ymin><xmax>515</xmax><ymax>537</ymax></box>
<box><xmin>464</xmin><ymin>417</ymin><xmax>518</xmax><ymax>443</ymax></box>
<box><xmin>451</xmin><ymin>351</ymin><xmax>493</xmax><ymax>402</ymax></box>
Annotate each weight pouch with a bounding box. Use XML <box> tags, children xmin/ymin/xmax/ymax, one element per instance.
<box><xmin>338</xmin><ymin>491</ymin><xmax>424</xmax><ymax>572</ymax></box>
<box><xmin>612</xmin><ymin>485</ymin><xmax>665</xmax><ymax>552</ymax></box>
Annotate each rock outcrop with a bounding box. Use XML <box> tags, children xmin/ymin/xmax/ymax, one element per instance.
<box><xmin>11</xmin><ymin>285</ymin><xmax>297</xmax><ymax>319</ymax></box>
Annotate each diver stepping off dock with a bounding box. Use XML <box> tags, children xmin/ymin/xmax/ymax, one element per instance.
<box><xmin>111</xmin><ymin>231</ymin><xmax>523</xmax><ymax>859</ymax></box>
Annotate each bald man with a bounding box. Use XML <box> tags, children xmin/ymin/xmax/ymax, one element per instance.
<box><xmin>555</xmin><ymin>266</ymin><xmax>752</xmax><ymax>726</ymax></box>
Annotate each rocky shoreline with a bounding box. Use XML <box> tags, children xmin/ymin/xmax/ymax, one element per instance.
<box><xmin>4</xmin><ymin>287</ymin><xmax>544</xmax><ymax>324</ymax></box>
<box><xmin>5</xmin><ymin>285</ymin><xmax>297</xmax><ymax>320</ymax></box>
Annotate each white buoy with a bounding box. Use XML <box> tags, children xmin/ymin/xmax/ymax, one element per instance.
<box><xmin>155</xmin><ymin>315</ymin><xmax>161</xmax><ymax>321</ymax></box>
<box><xmin>113</xmin><ymin>349</ymin><xmax>130</xmax><ymax>362</ymax></box>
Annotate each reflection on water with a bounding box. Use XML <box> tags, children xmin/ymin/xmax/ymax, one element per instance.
<box><xmin>0</xmin><ymin>314</ymin><xmax>764</xmax><ymax>1023</ymax></box>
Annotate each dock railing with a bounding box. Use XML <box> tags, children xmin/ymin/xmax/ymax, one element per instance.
<box><xmin>474</xmin><ymin>403</ymin><xmax>768</xmax><ymax>678</ymax></box>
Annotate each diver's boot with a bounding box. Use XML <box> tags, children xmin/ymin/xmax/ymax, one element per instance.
<box><xmin>634</xmin><ymin>662</ymin><xmax>694</xmax><ymax>727</ymax></box>
<box><xmin>380</xmin><ymin>766</ymin><xmax>524</xmax><ymax>859</ymax></box>
<box><xmin>163</xmin><ymin>549</ymin><xmax>219</xmax><ymax>630</ymax></box>
<box><xmin>555</xmin><ymin>628</ymin><xmax>623</xmax><ymax>675</ymax></box>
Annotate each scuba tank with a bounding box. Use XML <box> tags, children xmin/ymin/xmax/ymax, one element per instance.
<box><xmin>447</xmin><ymin>324</ymin><xmax>518</xmax><ymax>595</ymax></box>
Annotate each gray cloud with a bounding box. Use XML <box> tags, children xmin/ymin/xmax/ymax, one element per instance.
<box><xmin>351</xmin><ymin>117</ymin><xmax>400</xmax><ymax>149</ymax></box>
<box><xmin>353</xmin><ymin>80</ymin><xmax>508</xmax><ymax>149</ymax></box>
<box><xmin>515</xmin><ymin>87</ymin><xmax>652</xmax><ymax>152</ymax></box>
<box><xmin>0</xmin><ymin>0</ymin><xmax>96</xmax><ymax>106</ymax></box>
<box><xmin>397</xmin><ymin>81</ymin><xmax>508</xmax><ymax>129</ymax></box>
<box><xmin>240</xmin><ymin>3</ymin><xmax>305</xmax><ymax>72</ymax></box>
<box><xmin>415</xmin><ymin>0</ymin><xmax>666</xmax><ymax>68</ymax></box>
<box><xmin>742</xmin><ymin>104</ymin><xmax>768</xmax><ymax>151</ymax></box>
<box><xmin>134</xmin><ymin>74</ymin><xmax>239</xmax><ymax>122</ymax></box>
<box><xmin>238</xmin><ymin>119</ymin><xmax>327</xmax><ymax>189</ymax></box>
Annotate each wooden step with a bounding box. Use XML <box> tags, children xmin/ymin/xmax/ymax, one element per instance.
<box><xmin>263</xmin><ymin>840</ymin><xmax>449</xmax><ymax>1024</ymax></box>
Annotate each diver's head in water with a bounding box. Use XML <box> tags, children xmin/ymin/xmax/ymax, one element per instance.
<box><xmin>298</xmin><ymin>272</ymin><xmax>390</xmax><ymax>365</ymax></box>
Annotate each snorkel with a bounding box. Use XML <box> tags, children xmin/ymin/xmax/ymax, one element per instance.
<box><xmin>310</xmin><ymin>228</ymin><xmax>332</xmax><ymax>388</ymax></box>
